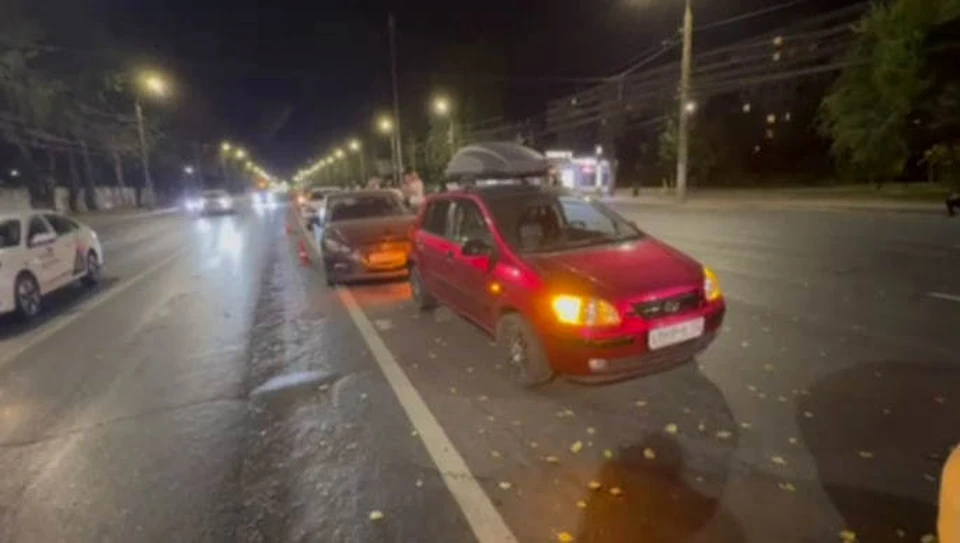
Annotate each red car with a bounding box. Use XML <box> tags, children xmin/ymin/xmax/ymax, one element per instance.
<box><xmin>409</xmin><ymin>183</ymin><xmax>725</xmax><ymax>385</ymax></box>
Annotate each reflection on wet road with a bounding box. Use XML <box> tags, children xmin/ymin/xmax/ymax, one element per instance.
<box><xmin>0</xmin><ymin>201</ymin><xmax>955</xmax><ymax>542</ymax></box>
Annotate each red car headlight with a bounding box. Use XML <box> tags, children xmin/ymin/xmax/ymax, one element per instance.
<box><xmin>550</xmin><ymin>295</ymin><xmax>622</xmax><ymax>327</ymax></box>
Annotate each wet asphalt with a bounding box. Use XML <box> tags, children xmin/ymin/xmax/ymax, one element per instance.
<box><xmin>0</xmin><ymin>201</ymin><xmax>956</xmax><ymax>542</ymax></box>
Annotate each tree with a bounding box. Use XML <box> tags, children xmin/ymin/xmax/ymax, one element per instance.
<box><xmin>818</xmin><ymin>0</ymin><xmax>956</xmax><ymax>185</ymax></box>
<box><xmin>657</xmin><ymin>109</ymin><xmax>718</xmax><ymax>187</ymax></box>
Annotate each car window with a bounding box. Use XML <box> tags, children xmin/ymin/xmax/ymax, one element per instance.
<box><xmin>0</xmin><ymin>219</ymin><xmax>21</xmax><ymax>249</ymax></box>
<box><xmin>327</xmin><ymin>194</ymin><xmax>404</xmax><ymax>222</ymax></box>
<box><xmin>558</xmin><ymin>199</ymin><xmax>618</xmax><ymax>236</ymax></box>
<box><xmin>451</xmin><ymin>199</ymin><xmax>491</xmax><ymax>244</ymax></box>
<box><xmin>421</xmin><ymin>199</ymin><xmax>452</xmax><ymax>237</ymax></box>
<box><xmin>27</xmin><ymin>216</ymin><xmax>51</xmax><ymax>241</ymax></box>
<box><xmin>44</xmin><ymin>214</ymin><xmax>77</xmax><ymax>236</ymax></box>
<box><xmin>486</xmin><ymin>193</ymin><xmax>642</xmax><ymax>253</ymax></box>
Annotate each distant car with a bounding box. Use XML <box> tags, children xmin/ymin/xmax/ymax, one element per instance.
<box><xmin>408</xmin><ymin>142</ymin><xmax>725</xmax><ymax>385</ymax></box>
<box><xmin>300</xmin><ymin>187</ymin><xmax>339</xmax><ymax>226</ymax></box>
<box><xmin>187</xmin><ymin>189</ymin><xmax>235</xmax><ymax>215</ymax></box>
<box><xmin>0</xmin><ymin>211</ymin><xmax>103</xmax><ymax>319</ymax></box>
<box><xmin>318</xmin><ymin>189</ymin><xmax>415</xmax><ymax>285</ymax></box>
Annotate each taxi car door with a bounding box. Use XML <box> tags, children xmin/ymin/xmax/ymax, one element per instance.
<box><xmin>25</xmin><ymin>215</ymin><xmax>64</xmax><ymax>290</ymax></box>
<box><xmin>44</xmin><ymin>214</ymin><xmax>82</xmax><ymax>279</ymax></box>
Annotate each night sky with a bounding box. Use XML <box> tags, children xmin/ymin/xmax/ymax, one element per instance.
<box><xmin>32</xmin><ymin>0</ymin><xmax>861</xmax><ymax>176</ymax></box>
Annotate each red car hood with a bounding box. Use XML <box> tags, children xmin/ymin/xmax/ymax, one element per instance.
<box><xmin>524</xmin><ymin>238</ymin><xmax>703</xmax><ymax>298</ymax></box>
<box><xmin>328</xmin><ymin>216</ymin><xmax>415</xmax><ymax>246</ymax></box>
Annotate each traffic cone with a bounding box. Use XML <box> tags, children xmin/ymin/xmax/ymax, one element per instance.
<box><xmin>298</xmin><ymin>239</ymin><xmax>310</xmax><ymax>266</ymax></box>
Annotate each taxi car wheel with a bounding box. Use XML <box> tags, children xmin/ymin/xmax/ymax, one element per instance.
<box><xmin>410</xmin><ymin>265</ymin><xmax>436</xmax><ymax>310</ymax></box>
<box><xmin>497</xmin><ymin>314</ymin><xmax>553</xmax><ymax>387</ymax></box>
<box><xmin>14</xmin><ymin>273</ymin><xmax>42</xmax><ymax>320</ymax></box>
<box><xmin>82</xmin><ymin>250</ymin><xmax>102</xmax><ymax>287</ymax></box>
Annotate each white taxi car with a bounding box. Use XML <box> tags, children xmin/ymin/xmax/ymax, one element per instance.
<box><xmin>0</xmin><ymin>210</ymin><xmax>103</xmax><ymax>319</ymax></box>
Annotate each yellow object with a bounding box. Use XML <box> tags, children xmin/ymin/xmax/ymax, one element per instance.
<box><xmin>550</xmin><ymin>295</ymin><xmax>621</xmax><ymax>327</ymax></box>
<box><xmin>942</xmin><ymin>446</ymin><xmax>960</xmax><ymax>543</ymax></box>
<box><xmin>557</xmin><ymin>532</ymin><xmax>575</xmax><ymax>543</ymax></box>
<box><xmin>703</xmin><ymin>266</ymin><xmax>723</xmax><ymax>301</ymax></box>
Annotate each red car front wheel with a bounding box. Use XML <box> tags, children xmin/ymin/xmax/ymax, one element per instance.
<box><xmin>497</xmin><ymin>313</ymin><xmax>553</xmax><ymax>387</ymax></box>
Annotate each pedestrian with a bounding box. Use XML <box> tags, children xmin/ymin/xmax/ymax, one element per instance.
<box><xmin>367</xmin><ymin>176</ymin><xmax>381</xmax><ymax>190</ymax></box>
<box><xmin>402</xmin><ymin>167</ymin><xmax>425</xmax><ymax>208</ymax></box>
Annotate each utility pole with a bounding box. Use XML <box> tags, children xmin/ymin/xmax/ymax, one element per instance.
<box><xmin>388</xmin><ymin>14</ymin><xmax>404</xmax><ymax>184</ymax></box>
<box><xmin>675</xmin><ymin>0</ymin><xmax>693</xmax><ymax>201</ymax></box>
<box><xmin>134</xmin><ymin>99</ymin><xmax>155</xmax><ymax>207</ymax></box>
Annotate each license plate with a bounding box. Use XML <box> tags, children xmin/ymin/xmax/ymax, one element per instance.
<box><xmin>648</xmin><ymin>317</ymin><xmax>704</xmax><ymax>350</ymax></box>
<box><xmin>367</xmin><ymin>250</ymin><xmax>406</xmax><ymax>267</ymax></box>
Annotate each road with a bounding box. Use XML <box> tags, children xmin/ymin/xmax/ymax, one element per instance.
<box><xmin>0</xmin><ymin>201</ymin><xmax>956</xmax><ymax>542</ymax></box>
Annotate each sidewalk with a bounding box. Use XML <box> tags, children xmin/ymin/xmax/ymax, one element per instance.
<box><xmin>605</xmin><ymin>187</ymin><xmax>948</xmax><ymax>215</ymax></box>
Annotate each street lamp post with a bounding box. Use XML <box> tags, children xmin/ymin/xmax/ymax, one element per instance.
<box><xmin>134</xmin><ymin>73</ymin><xmax>167</xmax><ymax>208</ymax></box>
<box><xmin>349</xmin><ymin>139</ymin><xmax>366</xmax><ymax>183</ymax></box>
<box><xmin>377</xmin><ymin>115</ymin><xmax>398</xmax><ymax>185</ymax></box>
<box><xmin>220</xmin><ymin>142</ymin><xmax>232</xmax><ymax>189</ymax></box>
<box><xmin>432</xmin><ymin>96</ymin><xmax>456</xmax><ymax>155</ymax></box>
<box><xmin>675</xmin><ymin>0</ymin><xmax>694</xmax><ymax>201</ymax></box>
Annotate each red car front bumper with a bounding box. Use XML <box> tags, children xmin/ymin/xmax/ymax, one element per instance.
<box><xmin>539</xmin><ymin>300</ymin><xmax>726</xmax><ymax>381</ymax></box>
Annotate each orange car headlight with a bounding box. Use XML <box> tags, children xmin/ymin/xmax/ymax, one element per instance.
<box><xmin>550</xmin><ymin>295</ymin><xmax>622</xmax><ymax>327</ymax></box>
<box><xmin>703</xmin><ymin>266</ymin><xmax>722</xmax><ymax>302</ymax></box>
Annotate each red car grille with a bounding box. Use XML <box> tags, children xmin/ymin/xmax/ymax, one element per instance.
<box><xmin>632</xmin><ymin>291</ymin><xmax>702</xmax><ymax>320</ymax></box>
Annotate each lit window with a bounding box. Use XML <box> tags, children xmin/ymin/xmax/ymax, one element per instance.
<box><xmin>766</xmin><ymin>114</ymin><xmax>777</xmax><ymax>125</ymax></box>
<box><xmin>742</xmin><ymin>103</ymin><xmax>752</xmax><ymax>114</ymax></box>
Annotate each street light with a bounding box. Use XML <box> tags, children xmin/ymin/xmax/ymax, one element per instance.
<box><xmin>221</xmin><ymin>142</ymin><xmax>231</xmax><ymax>152</ymax></box>
<box><xmin>184</xmin><ymin>165</ymin><xmax>194</xmax><ymax>175</ymax></box>
<box><xmin>431</xmin><ymin>94</ymin><xmax>457</xmax><ymax>154</ymax></box>
<box><xmin>334</xmin><ymin>148</ymin><xmax>345</xmax><ymax>159</ymax></box>
<box><xmin>9</xmin><ymin>169</ymin><xmax>19</xmax><ymax>177</ymax></box>
<box><xmin>235</xmin><ymin>148</ymin><xmax>246</xmax><ymax>160</ymax></box>
<box><xmin>134</xmin><ymin>71</ymin><xmax>168</xmax><ymax>207</ymax></box>
<box><xmin>349</xmin><ymin>138</ymin><xmax>366</xmax><ymax>182</ymax></box>
<box><xmin>377</xmin><ymin>114</ymin><xmax>399</xmax><ymax>184</ymax></box>
<box><xmin>377</xmin><ymin>115</ymin><xmax>394</xmax><ymax>134</ymax></box>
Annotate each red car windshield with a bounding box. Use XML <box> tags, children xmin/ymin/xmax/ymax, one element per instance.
<box><xmin>485</xmin><ymin>193</ymin><xmax>643</xmax><ymax>253</ymax></box>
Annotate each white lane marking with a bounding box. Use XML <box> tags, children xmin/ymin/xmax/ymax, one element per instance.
<box><xmin>928</xmin><ymin>292</ymin><xmax>960</xmax><ymax>303</ymax></box>
<box><xmin>0</xmin><ymin>248</ymin><xmax>186</xmax><ymax>369</ymax></box>
<box><xmin>293</xmin><ymin>212</ymin><xmax>517</xmax><ymax>542</ymax></box>
<box><xmin>337</xmin><ymin>288</ymin><xmax>518</xmax><ymax>543</ymax></box>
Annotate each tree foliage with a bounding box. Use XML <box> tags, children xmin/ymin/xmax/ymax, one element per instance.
<box><xmin>818</xmin><ymin>0</ymin><xmax>959</xmax><ymax>183</ymax></box>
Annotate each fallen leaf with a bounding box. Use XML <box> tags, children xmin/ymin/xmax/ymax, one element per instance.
<box><xmin>478</xmin><ymin>395</ymin><xmax>489</xmax><ymax>402</ymax></box>
<box><xmin>757</xmin><ymin>393</ymin><xmax>767</xmax><ymax>400</ymax></box>
<box><xmin>838</xmin><ymin>529</ymin><xmax>857</xmax><ymax>542</ymax></box>
<box><xmin>603</xmin><ymin>449</ymin><xmax>614</xmax><ymax>459</ymax></box>
<box><xmin>803</xmin><ymin>411</ymin><xmax>814</xmax><ymax>419</ymax></box>
<box><xmin>923</xmin><ymin>473</ymin><xmax>936</xmax><ymax>483</ymax></box>
<box><xmin>586</xmin><ymin>427</ymin><xmax>596</xmax><ymax>435</ymax></box>
<box><xmin>698</xmin><ymin>422</ymin><xmax>707</xmax><ymax>432</ymax></box>
<box><xmin>882</xmin><ymin>408</ymin><xmax>892</xmax><ymax>415</ymax></box>
<box><xmin>557</xmin><ymin>532</ymin><xmax>575</xmax><ymax>543</ymax></box>
<box><xmin>920</xmin><ymin>535</ymin><xmax>937</xmax><ymax>543</ymax></box>
<box><xmin>716</xmin><ymin>430</ymin><xmax>732</xmax><ymax>440</ymax></box>
<box><xmin>771</xmin><ymin>456</ymin><xmax>787</xmax><ymax>466</ymax></box>
<box><xmin>544</xmin><ymin>455</ymin><xmax>560</xmax><ymax>464</ymax></box>
<box><xmin>763</xmin><ymin>363</ymin><xmax>774</xmax><ymax>372</ymax></box>
<box><xmin>747</xmin><ymin>384</ymin><xmax>758</xmax><ymax>392</ymax></box>
<box><xmin>449</xmin><ymin>387</ymin><xmax>457</xmax><ymax>394</ymax></box>
<box><xmin>664</xmin><ymin>423</ymin><xmax>679</xmax><ymax>434</ymax></box>
<box><xmin>608</xmin><ymin>487</ymin><xmax>624</xmax><ymax>497</ymax></box>
<box><xmin>741</xmin><ymin>341</ymin><xmax>750</xmax><ymax>348</ymax></box>
<box><xmin>369</xmin><ymin>510</ymin><xmax>384</xmax><ymax>521</ymax></box>
<box><xmin>682</xmin><ymin>407</ymin><xmax>693</xmax><ymax>414</ymax></box>
<box><xmin>778</xmin><ymin>396</ymin><xmax>788</xmax><ymax>403</ymax></box>
<box><xmin>415</xmin><ymin>479</ymin><xmax>423</xmax><ymax>488</ymax></box>
<box><xmin>894</xmin><ymin>528</ymin><xmax>906</xmax><ymax>539</ymax></box>
<box><xmin>511</xmin><ymin>420</ymin><xmax>523</xmax><ymax>427</ymax></box>
<box><xmin>570</xmin><ymin>441</ymin><xmax>584</xmax><ymax>454</ymax></box>
<box><xmin>486</xmin><ymin>415</ymin><xmax>496</xmax><ymax>422</ymax></box>
<box><xmin>498</xmin><ymin>481</ymin><xmax>512</xmax><ymax>490</ymax></box>
<box><xmin>576</xmin><ymin>500</ymin><xmax>587</xmax><ymax>509</ymax></box>
<box><xmin>563</xmin><ymin>409</ymin><xmax>575</xmax><ymax>417</ymax></box>
<box><xmin>695</xmin><ymin>475</ymin><xmax>704</xmax><ymax>483</ymax></box>
<box><xmin>857</xmin><ymin>451</ymin><xmax>874</xmax><ymax>459</ymax></box>
<box><xmin>411</xmin><ymin>430</ymin><xmax>419</xmax><ymax>437</ymax></box>
<box><xmin>643</xmin><ymin>447</ymin><xmax>657</xmax><ymax>460</ymax></box>
<box><xmin>634</xmin><ymin>400</ymin><xmax>648</xmax><ymax>408</ymax></box>
<box><xmin>477</xmin><ymin>428</ymin><xmax>486</xmax><ymax>435</ymax></box>
<box><xmin>529</xmin><ymin>441</ymin><xmax>539</xmax><ymax>449</ymax></box>
<box><xmin>466</xmin><ymin>367</ymin><xmax>474</xmax><ymax>373</ymax></box>
<box><xmin>740</xmin><ymin>422</ymin><xmax>752</xmax><ymax>430</ymax></box>
<box><xmin>588</xmin><ymin>480</ymin><xmax>602</xmax><ymax>490</ymax></box>
<box><xmin>788</xmin><ymin>437</ymin><xmax>799</xmax><ymax>445</ymax></box>
<box><xmin>360</xmin><ymin>393</ymin><xmax>368</xmax><ymax>400</ymax></box>
<box><xmin>490</xmin><ymin>450</ymin><xmax>502</xmax><ymax>459</ymax></box>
